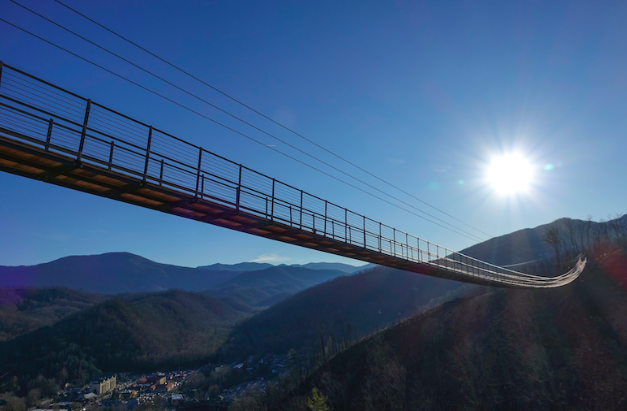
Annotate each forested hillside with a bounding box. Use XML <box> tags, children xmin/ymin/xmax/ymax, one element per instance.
<box><xmin>219</xmin><ymin>265</ymin><xmax>470</xmax><ymax>362</ymax></box>
<box><xmin>0</xmin><ymin>287</ymin><xmax>108</xmax><ymax>341</ymax></box>
<box><xmin>204</xmin><ymin>266</ymin><xmax>348</xmax><ymax>307</ymax></box>
<box><xmin>231</xmin><ymin>247</ymin><xmax>627</xmax><ymax>410</ymax></box>
<box><xmin>0</xmin><ymin>290</ymin><xmax>252</xmax><ymax>397</ymax></box>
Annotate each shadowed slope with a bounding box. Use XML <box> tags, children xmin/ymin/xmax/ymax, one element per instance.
<box><xmin>0</xmin><ymin>286</ymin><xmax>109</xmax><ymax>341</ymax></box>
<box><xmin>0</xmin><ymin>289</ymin><xmax>251</xmax><ymax>388</ymax></box>
<box><xmin>219</xmin><ymin>265</ymin><xmax>469</xmax><ymax>361</ymax></box>
<box><xmin>286</xmin><ymin>249</ymin><xmax>627</xmax><ymax>411</ymax></box>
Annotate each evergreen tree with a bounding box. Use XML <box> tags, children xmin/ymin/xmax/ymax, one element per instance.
<box><xmin>307</xmin><ymin>388</ymin><xmax>329</xmax><ymax>411</ymax></box>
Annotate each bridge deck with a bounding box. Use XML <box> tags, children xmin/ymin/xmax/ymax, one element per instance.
<box><xmin>0</xmin><ymin>131</ymin><xmax>499</xmax><ymax>286</ymax></box>
<box><xmin>0</xmin><ymin>63</ymin><xmax>585</xmax><ymax>288</ymax></box>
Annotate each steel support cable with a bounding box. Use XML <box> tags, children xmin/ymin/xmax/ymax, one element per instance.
<box><xmin>0</xmin><ymin>23</ymin><xmax>585</xmax><ymax>286</ymax></box>
<box><xmin>9</xmin><ymin>0</ymin><xmax>491</xmax><ymax>245</ymax></box>
<box><xmin>51</xmin><ymin>0</ymin><xmax>496</xmax><ymax>239</ymax></box>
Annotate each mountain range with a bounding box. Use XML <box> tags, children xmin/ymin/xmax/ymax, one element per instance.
<box><xmin>0</xmin><ymin>253</ymin><xmax>368</xmax><ymax>294</ymax></box>
<box><xmin>4</xmin><ymin>214</ymin><xmax>622</xmax><ymax>294</ymax></box>
<box><xmin>197</xmin><ymin>261</ymin><xmax>374</xmax><ymax>274</ymax></box>
<box><xmin>0</xmin><ymin>252</ymin><xmax>238</xmax><ymax>293</ymax></box>
<box><xmin>2</xmin><ymin>215</ymin><xmax>624</xmax><ymax>399</ymax></box>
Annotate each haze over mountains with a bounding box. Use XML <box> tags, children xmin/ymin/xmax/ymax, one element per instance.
<box><xmin>0</xmin><ymin>253</ymin><xmax>366</xmax><ymax>294</ymax></box>
<box><xmin>0</xmin><ymin>253</ymin><xmax>238</xmax><ymax>293</ymax></box>
<box><xmin>204</xmin><ymin>266</ymin><xmax>352</xmax><ymax>307</ymax></box>
<box><xmin>198</xmin><ymin>262</ymin><xmax>374</xmax><ymax>274</ymax></box>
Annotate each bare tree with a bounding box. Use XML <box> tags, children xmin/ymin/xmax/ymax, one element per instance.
<box><xmin>592</xmin><ymin>219</ymin><xmax>606</xmax><ymax>255</ymax></box>
<box><xmin>563</xmin><ymin>218</ymin><xmax>578</xmax><ymax>256</ymax></box>
<box><xmin>585</xmin><ymin>216</ymin><xmax>593</xmax><ymax>252</ymax></box>
<box><xmin>608</xmin><ymin>214</ymin><xmax>624</xmax><ymax>241</ymax></box>
<box><xmin>360</xmin><ymin>337</ymin><xmax>407</xmax><ymax>411</ymax></box>
<box><xmin>543</xmin><ymin>222</ymin><xmax>563</xmax><ymax>267</ymax></box>
<box><xmin>577</xmin><ymin>220</ymin><xmax>587</xmax><ymax>254</ymax></box>
<box><xmin>617</xmin><ymin>214</ymin><xmax>627</xmax><ymax>245</ymax></box>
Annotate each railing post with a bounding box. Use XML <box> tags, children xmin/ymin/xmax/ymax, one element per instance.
<box><xmin>0</xmin><ymin>61</ymin><xmax>4</xmax><ymax>89</ymax></box>
<box><xmin>363</xmin><ymin>216</ymin><xmax>366</xmax><ymax>249</ymax></box>
<box><xmin>271</xmin><ymin>178</ymin><xmax>275</xmax><ymax>222</ymax></box>
<box><xmin>379</xmin><ymin>223</ymin><xmax>382</xmax><ymax>253</ymax></box>
<box><xmin>406</xmin><ymin>233</ymin><xmax>409</xmax><ymax>259</ymax></box>
<box><xmin>324</xmin><ymin>201</ymin><xmax>328</xmax><ymax>237</ymax></box>
<box><xmin>108</xmin><ymin>141</ymin><xmax>114</xmax><ymax>170</ymax></box>
<box><xmin>393</xmin><ymin>228</ymin><xmax>396</xmax><ymax>256</ymax></box>
<box><xmin>236</xmin><ymin>165</ymin><xmax>242</xmax><ymax>214</ymax></box>
<box><xmin>45</xmin><ymin>118</ymin><xmax>54</xmax><ymax>151</ymax></box>
<box><xmin>345</xmin><ymin>208</ymin><xmax>348</xmax><ymax>242</ymax></box>
<box><xmin>142</xmin><ymin>126</ymin><xmax>153</xmax><ymax>185</ymax></box>
<box><xmin>289</xmin><ymin>205</ymin><xmax>292</xmax><ymax>226</ymax></box>
<box><xmin>299</xmin><ymin>191</ymin><xmax>303</xmax><ymax>231</ymax></box>
<box><xmin>159</xmin><ymin>159</ymin><xmax>164</xmax><ymax>185</ymax></box>
<box><xmin>76</xmin><ymin>99</ymin><xmax>92</xmax><ymax>162</ymax></box>
<box><xmin>200</xmin><ymin>174</ymin><xmax>205</xmax><ymax>199</ymax></box>
<box><xmin>194</xmin><ymin>148</ymin><xmax>203</xmax><ymax>200</ymax></box>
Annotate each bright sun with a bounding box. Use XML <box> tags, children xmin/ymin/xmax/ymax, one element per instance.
<box><xmin>486</xmin><ymin>154</ymin><xmax>533</xmax><ymax>194</ymax></box>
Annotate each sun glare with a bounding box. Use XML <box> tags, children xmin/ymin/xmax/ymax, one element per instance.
<box><xmin>486</xmin><ymin>154</ymin><xmax>533</xmax><ymax>195</ymax></box>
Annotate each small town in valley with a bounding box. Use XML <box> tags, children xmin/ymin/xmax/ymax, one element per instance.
<box><xmin>18</xmin><ymin>354</ymin><xmax>289</xmax><ymax>411</ymax></box>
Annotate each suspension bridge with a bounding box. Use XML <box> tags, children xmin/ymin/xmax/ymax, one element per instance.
<box><xmin>0</xmin><ymin>63</ymin><xmax>586</xmax><ymax>288</ymax></box>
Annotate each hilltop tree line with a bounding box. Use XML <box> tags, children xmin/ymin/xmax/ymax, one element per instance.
<box><xmin>543</xmin><ymin>214</ymin><xmax>627</xmax><ymax>265</ymax></box>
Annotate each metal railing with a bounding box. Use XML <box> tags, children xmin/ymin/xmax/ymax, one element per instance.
<box><xmin>0</xmin><ymin>62</ymin><xmax>585</xmax><ymax>288</ymax></box>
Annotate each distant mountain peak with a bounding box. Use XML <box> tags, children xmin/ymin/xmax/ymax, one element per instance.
<box><xmin>197</xmin><ymin>262</ymin><xmax>274</xmax><ymax>272</ymax></box>
<box><xmin>199</xmin><ymin>261</ymin><xmax>375</xmax><ymax>274</ymax></box>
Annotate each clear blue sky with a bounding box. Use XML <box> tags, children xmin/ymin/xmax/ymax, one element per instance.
<box><xmin>1</xmin><ymin>0</ymin><xmax>625</xmax><ymax>267</ymax></box>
